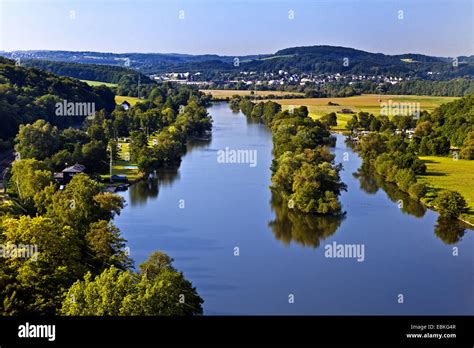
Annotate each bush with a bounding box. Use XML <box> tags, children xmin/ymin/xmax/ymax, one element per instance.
<box><xmin>408</xmin><ymin>183</ymin><xmax>428</xmax><ymax>200</ymax></box>
<box><xmin>395</xmin><ymin>168</ymin><xmax>416</xmax><ymax>192</ymax></box>
<box><xmin>385</xmin><ymin>165</ymin><xmax>399</xmax><ymax>183</ymax></box>
<box><xmin>434</xmin><ymin>190</ymin><xmax>467</xmax><ymax>218</ymax></box>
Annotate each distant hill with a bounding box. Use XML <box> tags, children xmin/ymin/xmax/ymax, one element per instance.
<box><xmin>2</xmin><ymin>46</ymin><xmax>472</xmax><ymax>79</ymax></box>
<box><xmin>0</xmin><ymin>57</ymin><xmax>116</xmax><ymax>140</ymax></box>
<box><xmin>21</xmin><ymin>60</ymin><xmax>154</xmax><ymax>85</ymax></box>
<box><xmin>243</xmin><ymin>46</ymin><xmax>472</xmax><ymax>78</ymax></box>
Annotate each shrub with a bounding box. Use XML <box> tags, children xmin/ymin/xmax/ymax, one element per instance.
<box><xmin>408</xmin><ymin>183</ymin><xmax>428</xmax><ymax>200</ymax></box>
<box><xmin>395</xmin><ymin>168</ymin><xmax>416</xmax><ymax>192</ymax></box>
<box><xmin>434</xmin><ymin>190</ymin><xmax>467</xmax><ymax>218</ymax></box>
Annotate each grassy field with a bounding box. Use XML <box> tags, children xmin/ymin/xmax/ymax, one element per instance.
<box><xmin>418</xmin><ymin>156</ymin><xmax>474</xmax><ymax>225</ymax></box>
<box><xmin>100</xmin><ymin>141</ymin><xmax>141</xmax><ymax>182</ymax></box>
<box><xmin>81</xmin><ymin>79</ymin><xmax>118</xmax><ymax>88</ymax></box>
<box><xmin>201</xmin><ymin>89</ymin><xmax>304</xmax><ymax>99</ymax></box>
<box><xmin>115</xmin><ymin>95</ymin><xmax>141</xmax><ymax>106</ymax></box>
<box><xmin>269</xmin><ymin>94</ymin><xmax>458</xmax><ymax>130</ymax></box>
<box><xmin>100</xmin><ymin>133</ymin><xmax>164</xmax><ymax>182</ymax></box>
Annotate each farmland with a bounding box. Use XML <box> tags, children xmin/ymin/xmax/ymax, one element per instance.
<box><xmin>268</xmin><ymin>94</ymin><xmax>458</xmax><ymax>130</ymax></box>
<box><xmin>418</xmin><ymin>156</ymin><xmax>474</xmax><ymax>225</ymax></box>
<box><xmin>115</xmin><ymin>95</ymin><xmax>141</xmax><ymax>106</ymax></box>
<box><xmin>80</xmin><ymin>79</ymin><xmax>118</xmax><ymax>88</ymax></box>
<box><xmin>201</xmin><ymin>89</ymin><xmax>304</xmax><ymax>99</ymax></box>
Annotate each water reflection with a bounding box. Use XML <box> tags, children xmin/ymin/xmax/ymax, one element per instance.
<box><xmin>434</xmin><ymin>217</ymin><xmax>467</xmax><ymax>244</ymax></box>
<box><xmin>268</xmin><ymin>194</ymin><xmax>345</xmax><ymax>248</ymax></box>
<box><xmin>354</xmin><ymin>162</ymin><xmax>427</xmax><ymax>218</ymax></box>
<box><xmin>128</xmin><ymin>137</ymin><xmax>211</xmax><ymax>206</ymax></box>
<box><xmin>353</xmin><ymin>162</ymin><xmax>468</xmax><ymax>244</ymax></box>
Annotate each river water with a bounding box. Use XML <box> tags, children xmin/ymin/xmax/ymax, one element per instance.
<box><xmin>114</xmin><ymin>102</ymin><xmax>473</xmax><ymax>315</ymax></box>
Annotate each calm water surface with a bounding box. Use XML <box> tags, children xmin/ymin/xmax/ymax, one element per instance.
<box><xmin>115</xmin><ymin>103</ymin><xmax>474</xmax><ymax>315</ymax></box>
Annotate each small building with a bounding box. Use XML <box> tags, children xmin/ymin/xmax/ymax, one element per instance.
<box><xmin>120</xmin><ymin>101</ymin><xmax>131</xmax><ymax>111</ymax></box>
<box><xmin>406</xmin><ymin>129</ymin><xmax>416</xmax><ymax>139</ymax></box>
<box><xmin>55</xmin><ymin>164</ymin><xmax>86</xmax><ymax>184</ymax></box>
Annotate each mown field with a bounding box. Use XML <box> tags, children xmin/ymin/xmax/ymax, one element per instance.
<box><xmin>100</xmin><ymin>132</ymin><xmax>166</xmax><ymax>182</ymax></box>
<box><xmin>201</xmin><ymin>89</ymin><xmax>304</xmax><ymax>99</ymax></box>
<box><xmin>81</xmin><ymin>79</ymin><xmax>118</xmax><ymax>88</ymax></box>
<box><xmin>270</xmin><ymin>94</ymin><xmax>458</xmax><ymax>130</ymax></box>
<box><xmin>418</xmin><ymin>156</ymin><xmax>474</xmax><ymax>225</ymax></box>
<box><xmin>115</xmin><ymin>95</ymin><xmax>141</xmax><ymax>106</ymax></box>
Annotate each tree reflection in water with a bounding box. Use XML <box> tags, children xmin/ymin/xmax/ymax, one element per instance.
<box><xmin>268</xmin><ymin>193</ymin><xmax>345</xmax><ymax>248</ymax></box>
<box><xmin>128</xmin><ymin>137</ymin><xmax>211</xmax><ymax>207</ymax></box>
<box><xmin>353</xmin><ymin>162</ymin><xmax>468</xmax><ymax>244</ymax></box>
<box><xmin>434</xmin><ymin>217</ymin><xmax>467</xmax><ymax>244</ymax></box>
<box><xmin>354</xmin><ymin>162</ymin><xmax>427</xmax><ymax>218</ymax></box>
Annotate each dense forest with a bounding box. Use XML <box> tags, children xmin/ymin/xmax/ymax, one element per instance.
<box><xmin>21</xmin><ymin>59</ymin><xmax>157</xmax><ymax>98</ymax></box>
<box><xmin>22</xmin><ymin>59</ymin><xmax>153</xmax><ymax>85</ymax></box>
<box><xmin>0</xmin><ymin>66</ymin><xmax>212</xmax><ymax>315</ymax></box>
<box><xmin>0</xmin><ymin>57</ymin><xmax>116</xmax><ymax>141</ymax></box>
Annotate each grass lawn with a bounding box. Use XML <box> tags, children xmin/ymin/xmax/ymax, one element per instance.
<box><xmin>80</xmin><ymin>79</ymin><xmax>118</xmax><ymax>88</ymax></box>
<box><xmin>201</xmin><ymin>89</ymin><xmax>304</xmax><ymax>100</ymax></box>
<box><xmin>418</xmin><ymin>156</ymin><xmax>474</xmax><ymax>225</ymax></box>
<box><xmin>100</xmin><ymin>134</ymin><xmax>163</xmax><ymax>182</ymax></box>
<box><xmin>115</xmin><ymin>95</ymin><xmax>142</xmax><ymax>106</ymax></box>
<box><xmin>268</xmin><ymin>94</ymin><xmax>458</xmax><ymax>131</ymax></box>
<box><xmin>100</xmin><ymin>141</ymin><xmax>142</xmax><ymax>182</ymax></box>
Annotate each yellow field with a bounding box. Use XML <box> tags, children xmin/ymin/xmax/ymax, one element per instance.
<box><xmin>115</xmin><ymin>95</ymin><xmax>141</xmax><ymax>106</ymax></box>
<box><xmin>418</xmin><ymin>156</ymin><xmax>474</xmax><ymax>225</ymax></box>
<box><xmin>201</xmin><ymin>89</ymin><xmax>304</xmax><ymax>99</ymax></box>
<box><xmin>269</xmin><ymin>94</ymin><xmax>458</xmax><ymax>130</ymax></box>
<box><xmin>81</xmin><ymin>79</ymin><xmax>118</xmax><ymax>88</ymax></box>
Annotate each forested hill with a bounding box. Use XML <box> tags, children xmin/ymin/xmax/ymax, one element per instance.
<box><xmin>22</xmin><ymin>59</ymin><xmax>153</xmax><ymax>86</ymax></box>
<box><xmin>3</xmin><ymin>45</ymin><xmax>472</xmax><ymax>78</ymax></box>
<box><xmin>244</xmin><ymin>46</ymin><xmax>473</xmax><ymax>78</ymax></box>
<box><xmin>0</xmin><ymin>57</ymin><xmax>116</xmax><ymax>141</ymax></box>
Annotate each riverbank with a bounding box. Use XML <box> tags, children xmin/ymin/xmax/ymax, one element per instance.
<box><xmin>115</xmin><ymin>104</ymin><xmax>474</xmax><ymax>315</ymax></box>
<box><xmin>418</xmin><ymin>156</ymin><xmax>474</xmax><ymax>226</ymax></box>
<box><xmin>347</xmin><ymin>136</ymin><xmax>473</xmax><ymax>228</ymax></box>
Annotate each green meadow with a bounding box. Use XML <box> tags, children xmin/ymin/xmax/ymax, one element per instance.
<box><xmin>81</xmin><ymin>79</ymin><xmax>118</xmax><ymax>88</ymax></box>
<box><xmin>418</xmin><ymin>156</ymin><xmax>474</xmax><ymax>225</ymax></box>
<box><xmin>270</xmin><ymin>94</ymin><xmax>458</xmax><ymax>130</ymax></box>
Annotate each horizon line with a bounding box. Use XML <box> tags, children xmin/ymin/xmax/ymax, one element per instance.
<box><xmin>1</xmin><ymin>44</ymin><xmax>472</xmax><ymax>59</ymax></box>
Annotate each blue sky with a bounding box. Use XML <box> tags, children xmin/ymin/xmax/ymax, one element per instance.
<box><xmin>0</xmin><ymin>0</ymin><xmax>472</xmax><ymax>57</ymax></box>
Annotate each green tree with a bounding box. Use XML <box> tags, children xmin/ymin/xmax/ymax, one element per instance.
<box><xmin>460</xmin><ymin>131</ymin><xmax>474</xmax><ymax>160</ymax></box>
<box><xmin>14</xmin><ymin>120</ymin><xmax>59</xmax><ymax>160</ymax></box>
<box><xmin>346</xmin><ymin>115</ymin><xmax>359</xmax><ymax>133</ymax></box>
<box><xmin>81</xmin><ymin>140</ymin><xmax>108</xmax><ymax>173</ymax></box>
<box><xmin>434</xmin><ymin>190</ymin><xmax>467</xmax><ymax>218</ymax></box>
<box><xmin>320</xmin><ymin>112</ymin><xmax>337</xmax><ymax>128</ymax></box>
<box><xmin>11</xmin><ymin>159</ymin><xmax>53</xmax><ymax>210</ymax></box>
<box><xmin>85</xmin><ymin>220</ymin><xmax>132</xmax><ymax>271</ymax></box>
<box><xmin>1</xmin><ymin>216</ymin><xmax>84</xmax><ymax>315</ymax></box>
<box><xmin>60</xmin><ymin>252</ymin><xmax>203</xmax><ymax>316</ymax></box>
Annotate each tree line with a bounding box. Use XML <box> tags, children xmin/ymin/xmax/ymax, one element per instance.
<box><xmin>230</xmin><ymin>96</ymin><xmax>346</xmax><ymax>215</ymax></box>
<box><xmin>0</xmin><ymin>57</ymin><xmax>116</xmax><ymax>142</ymax></box>
<box><xmin>0</xmin><ymin>82</ymin><xmax>211</xmax><ymax>315</ymax></box>
<box><xmin>351</xmin><ymin>95</ymin><xmax>473</xmax><ymax>219</ymax></box>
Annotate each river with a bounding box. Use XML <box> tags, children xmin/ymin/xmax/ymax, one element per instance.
<box><xmin>114</xmin><ymin>102</ymin><xmax>473</xmax><ymax>315</ymax></box>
